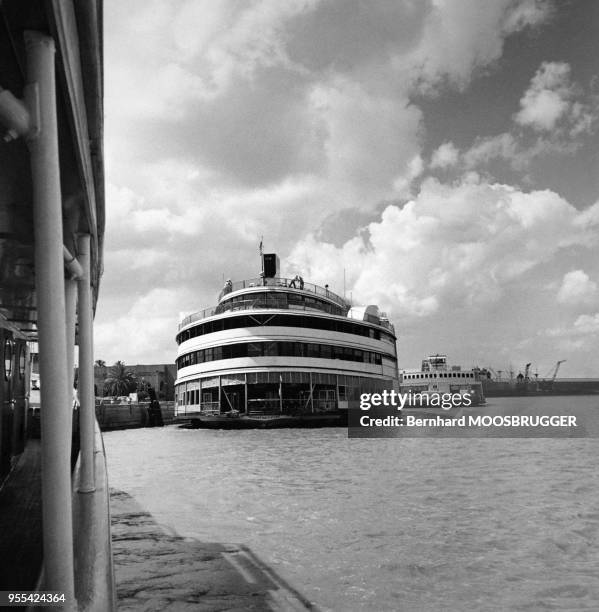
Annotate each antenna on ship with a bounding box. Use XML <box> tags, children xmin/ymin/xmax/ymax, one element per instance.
<box><xmin>343</xmin><ymin>268</ymin><xmax>346</xmax><ymax>299</ymax></box>
<box><xmin>259</xmin><ymin>235</ymin><xmax>264</xmax><ymax>275</ymax></box>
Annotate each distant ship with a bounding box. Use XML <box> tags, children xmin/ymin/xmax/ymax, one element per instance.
<box><xmin>478</xmin><ymin>361</ymin><xmax>599</xmax><ymax>396</ymax></box>
<box><xmin>175</xmin><ymin>253</ymin><xmax>399</xmax><ymax>428</ymax></box>
<box><xmin>400</xmin><ymin>354</ymin><xmax>485</xmax><ymax>410</ymax></box>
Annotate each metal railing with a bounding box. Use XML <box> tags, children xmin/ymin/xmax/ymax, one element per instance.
<box><xmin>178</xmin><ymin>277</ymin><xmax>396</xmax><ymax>334</ymax></box>
<box><xmin>179</xmin><ymin>278</ymin><xmax>350</xmax><ymax>330</ymax></box>
<box><xmin>219</xmin><ymin>276</ymin><xmax>349</xmax><ymax>306</ymax></box>
<box><xmin>178</xmin><ymin>297</ymin><xmax>395</xmax><ymax>333</ymax></box>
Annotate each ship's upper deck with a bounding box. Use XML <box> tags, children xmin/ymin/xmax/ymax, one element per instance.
<box><xmin>179</xmin><ymin>276</ymin><xmax>395</xmax><ymax>334</ymax></box>
<box><xmin>218</xmin><ymin>276</ymin><xmax>349</xmax><ymax>307</ymax></box>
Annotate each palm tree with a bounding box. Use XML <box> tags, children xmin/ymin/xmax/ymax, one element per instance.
<box><xmin>94</xmin><ymin>359</ymin><xmax>108</xmax><ymax>396</ymax></box>
<box><xmin>104</xmin><ymin>361</ymin><xmax>137</xmax><ymax>397</ymax></box>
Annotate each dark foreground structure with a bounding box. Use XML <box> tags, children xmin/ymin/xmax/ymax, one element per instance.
<box><xmin>0</xmin><ymin>1</ymin><xmax>114</xmax><ymax>608</ymax></box>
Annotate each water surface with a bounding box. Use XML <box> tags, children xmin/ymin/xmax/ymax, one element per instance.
<box><xmin>104</xmin><ymin>396</ymin><xmax>599</xmax><ymax>611</ymax></box>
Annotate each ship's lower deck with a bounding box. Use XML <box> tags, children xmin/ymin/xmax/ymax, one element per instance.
<box><xmin>176</xmin><ymin>370</ymin><xmax>397</xmax><ymax>421</ymax></box>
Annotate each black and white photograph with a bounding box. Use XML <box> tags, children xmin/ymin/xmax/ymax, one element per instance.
<box><xmin>0</xmin><ymin>1</ymin><xmax>598</xmax><ymax>610</ymax></box>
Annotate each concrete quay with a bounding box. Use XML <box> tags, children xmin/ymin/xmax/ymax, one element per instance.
<box><xmin>96</xmin><ymin>401</ymin><xmax>176</xmax><ymax>431</ymax></box>
<box><xmin>111</xmin><ymin>489</ymin><xmax>317</xmax><ymax>611</ymax></box>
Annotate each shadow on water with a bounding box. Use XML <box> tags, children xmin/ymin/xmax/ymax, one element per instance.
<box><xmin>110</xmin><ymin>488</ymin><xmax>318</xmax><ymax>611</ymax></box>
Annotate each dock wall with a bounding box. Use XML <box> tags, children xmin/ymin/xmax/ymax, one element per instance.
<box><xmin>94</xmin><ymin>402</ymin><xmax>175</xmax><ymax>431</ymax></box>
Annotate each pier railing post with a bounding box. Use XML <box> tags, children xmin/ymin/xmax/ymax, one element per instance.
<box><xmin>65</xmin><ymin>277</ymin><xmax>77</xmax><ymax>440</ymax></box>
<box><xmin>25</xmin><ymin>30</ymin><xmax>76</xmax><ymax>603</ymax></box>
<box><xmin>77</xmin><ymin>234</ymin><xmax>96</xmax><ymax>493</ymax></box>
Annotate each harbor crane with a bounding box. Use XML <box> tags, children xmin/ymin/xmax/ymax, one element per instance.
<box><xmin>539</xmin><ymin>359</ymin><xmax>566</xmax><ymax>391</ymax></box>
<box><xmin>549</xmin><ymin>360</ymin><xmax>566</xmax><ymax>384</ymax></box>
<box><xmin>551</xmin><ymin>359</ymin><xmax>566</xmax><ymax>384</ymax></box>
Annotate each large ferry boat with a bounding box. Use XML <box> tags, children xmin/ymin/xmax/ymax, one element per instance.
<box><xmin>175</xmin><ymin>253</ymin><xmax>399</xmax><ymax>427</ymax></box>
<box><xmin>400</xmin><ymin>354</ymin><xmax>485</xmax><ymax>410</ymax></box>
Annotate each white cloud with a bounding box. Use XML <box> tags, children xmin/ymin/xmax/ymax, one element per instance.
<box><xmin>101</xmin><ymin>0</ymin><xmax>599</xmax><ymax>371</ymax></box>
<box><xmin>556</xmin><ymin>270</ymin><xmax>598</xmax><ymax>305</ymax></box>
<box><xmin>405</xmin><ymin>0</ymin><xmax>552</xmax><ymax>91</ymax></box>
<box><xmin>546</xmin><ymin>312</ymin><xmax>599</xmax><ymax>341</ymax></box>
<box><xmin>286</xmin><ymin>177</ymin><xmax>599</xmax><ymax>319</ymax></box>
<box><xmin>462</xmin><ymin>133</ymin><xmax>518</xmax><ymax>167</ymax></box>
<box><xmin>308</xmin><ymin>77</ymin><xmax>423</xmax><ymax>202</ymax></box>
<box><xmin>515</xmin><ymin>62</ymin><xmax>572</xmax><ymax>130</ymax></box>
<box><xmin>573</xmin><ymin>313</ymin><xmax>599</xmax><ymax>334</ymax></box>
<box><xmin>95</xmin><ymin>288</ymin><xmax>183</xmax><ymax>363</ymax></box>
<box><xmin>514</xmin><ymin>61</ymin><xmax>596</xmax><ymax>134</ymax></box>
<box><xmin>435</xmin><ymin>60</ymin><xmax>598</xmax><ymax>174</ymax></box>
<box><xmin>430</xmin><ymin>142</ymin><xmax>460</xmax><ymax>169</ymax></box>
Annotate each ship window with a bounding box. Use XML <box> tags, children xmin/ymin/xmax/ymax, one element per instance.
<box><xmin>277</xmin><ymin>342</ymin><xmax>291</xmax><ymax>357</ymax></box>
<box><xmin>179</xmin><ymin>313</ymin><xmax>395</xmax><ymax>344</ymax></box>
<box><xmin>18</xmin><ymin>344</ymin><xmax>26</xmax><ymax>378</ymax></box>
<box><xmin>176</xmin><ymin>341</ymin><xmax>395</xmax><ymax>370</ymax></box>
<box><xmin>306</xmin><ymin>344</ymin><xmax>320</xmax><ymax>358</ymax></box>
<box><xmin>248</xmin><ymin>343</ymin><xmax>263</xmax><ymax>357</ymax></box>
<box><xmin>263</xmin><ymin>342</ymin><xmax>278</xmax><ymax>356</ymax></box>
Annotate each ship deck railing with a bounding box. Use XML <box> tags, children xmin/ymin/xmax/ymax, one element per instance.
<box><xmin>179</xmin><ymin>300</ymin><xmax>349</xmax><ymax>329</ymax></box>
<box><xmin>218</xmin><ymin>276</ymin><xmax>349</xmax><ymax>306</ymax></box>
<box><xmin>179</xmin><ymin>292</ymin><xmax>394</xmax><ymax>334</ymax></box>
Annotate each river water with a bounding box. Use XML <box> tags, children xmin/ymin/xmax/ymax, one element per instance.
<box><xmin>104</xmin><ymin>396</ymin><xmax>599</xmax><ymax>611</ymax></box>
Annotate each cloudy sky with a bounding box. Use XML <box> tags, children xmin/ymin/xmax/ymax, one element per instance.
<box><xmin>96</xmin><ymin>0</ymin><xmax>599</xmax><ymax>378</ymax></box>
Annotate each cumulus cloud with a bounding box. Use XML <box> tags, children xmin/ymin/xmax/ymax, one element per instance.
<box><xmin>427</xmin><ymin>61</ymin><xmax>598</xmax><ymax>177</ymax></box>
<box><xmin>105</xmin><ymin>0</ymin><xmax>555</xmax><ymax>204</ymax></box>
<box><xmin>430</xmin><ymin>142</ymin><xmax>460</xmax><ymax>169</ymax></box>
<box><xmin>100</xmin><ymin>0</ymin><xmax>592</xmax><ymax>368</ymax></box>
<box><xmin>406</xmin><ymin>0</ymin><xmax>552</xmax><ymax>91</ymax></box>
<box><xmin>557</xmin><ymin>270</ymin><xmax>599</xmax><ymax>305</ymax></box>
<box><xmin>286</xmin><ymin>177</ymin><xmax>599</xmax><ymax>319</ymax></box>
<box><xmin>514</xmin><ymin>61</ymin><xmax>596</xmax><ymax>135</ymax></box>
<box><xmin>515</xmin><ymin>62</ymin><xmax>572</xmax><ymax>130</ymax></box>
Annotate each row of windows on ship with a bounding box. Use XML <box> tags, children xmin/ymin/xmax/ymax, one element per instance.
<box><xmin>403</xmin><ymin>372</ymin><xmax>476</xmax><ymax>380</ymax></box>
<box><xmin>217</xmin><ymin>291</ymin><xmax>347</xmax><ymax>317</ymax></box>
<box><xmin>177</xmin><ymin>340</ymin><xmax>396</xmax><ymax>370</ymax></box>
<box><xmin>177</xmin><ymin>313</ymin><xmax>395</xmax><ymax>345</ymax></box>
<box><xmin>176</xmin><ymin>372</ymin><xmax>396</xmax><ymax>413</ymax></box>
